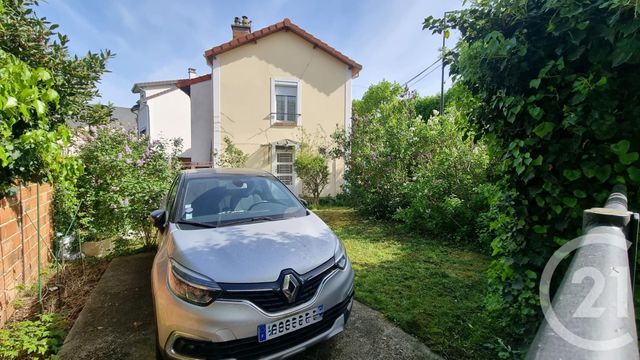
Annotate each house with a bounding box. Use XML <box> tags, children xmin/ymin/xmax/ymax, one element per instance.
<box><xmin>132</xmin><ymin>17</ymin><xmax>362</xmax><ymax>195</ymax></box>
<box><xmin>110</xmin><ymin>106</ymin><xmax>137</xmax><ymax>131</ymax></box>
<box><xmin>131</xmin><ymin>79</ymin><xmax>192</xmax><ymax>159</ymax></box>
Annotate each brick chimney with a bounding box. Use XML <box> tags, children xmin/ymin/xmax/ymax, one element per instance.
<box><xmin>188</xmin><ymin>68</ymin><xmax>197</xmax><ymax>79</ymax></box>
<box><xmin>231</xmin><ymin>16</ymin><xmax>251</xmax><ymax>39</ymax></box>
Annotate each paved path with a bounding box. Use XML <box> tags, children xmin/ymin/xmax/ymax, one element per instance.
<box><xmin>60</xmin><ymin>253</ymin><xmax>439</xmax><ymax>360</ymax></box>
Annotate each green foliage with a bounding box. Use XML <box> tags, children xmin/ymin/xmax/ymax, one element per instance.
<box><xmin>0</xmin><ymin>0</ymin><xmax>110</xmax><ymax>194</ymax></box>
<box><xmin>0</xmin><ymin>48</ymin><xmax>81</xmax><ymax>194</ymax></box>
<box><xmin>394</xmin><ymin>108</ymin><xmax>491</xmax><ymax>242</ymax></box>
<box><xmin>344</xmin><ymin>80</ymin><xmax>490</xmax><ymax>242</ymax></box>
<box><xmin>414</xmin><ymin>94</ymin><xmax>440</xmax><ymax>120</ymax></box>
<box><xmin>216</xmin><ymin>136</ymin><xmax>248</xmax><ymax>168</ymax></box>
<box><xmin>0</xmin><ymin>313</ymin><xmax>66</xmax><ymax>359</ymax></box>
<box><xmin>81</xmin><ymin>103</ymin><xmax>114</xmax><ymax>126</ymax></box>
<box><xmin>0</xmin><ymin>0</ymin><xmax>112</xmax><ymax>125</ymax></box>
<box><xmin>294</xmin><ymin>151</ymin><xmax>329</xmax><ymax>206</ymax></box>
<box><xmin>425</xmin><ymin>0</ymin><xmax>640</xmax><ymax>350</ymax></box>
<box><xmin>293</xmin><ymin>129</ymin><xmax>333</xmax><ymax>206</ymax></box>
<box><xmin>71</xmin><ymin>127</ymin><xmax>182</xmax><ymax>247</ymax></box>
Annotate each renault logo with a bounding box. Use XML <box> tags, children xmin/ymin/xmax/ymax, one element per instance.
<box><xmin>281</xmin><ymin>274</ymin><xmax>300</xmax><ymax>303</ymax></box>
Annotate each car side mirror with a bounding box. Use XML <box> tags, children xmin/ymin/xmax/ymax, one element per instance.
<box><xmin>149</xmin><ymin>209</ymin><xmax>166</xmax><ymax>230</ymax></box>
<box><xmin>299</xmin><ymin>198</ymin><xmax>308</xmax><ymax>208</ymax></box>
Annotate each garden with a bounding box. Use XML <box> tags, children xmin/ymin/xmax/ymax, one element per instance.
<box><xmin>2</xmin><ymin>0</ymin><xmax>640</xmax><ymax>359</ymax></box>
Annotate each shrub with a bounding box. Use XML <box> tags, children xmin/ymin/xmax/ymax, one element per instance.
<box><xmin>394</xmin><ymin>109</ymin><xmax>490</xmax><ymax>242</ymax></box>
<box><xmin>294</xmin><ymin>151</ymin><xmax>329</xmax><ymax>206</ymax></box>
<box><xmin>0</xmin><ymin>313</ymin><xmax>66</xmax><ymax>359</ymax></box>
<box><xmin>424</xmin><ymin>0</ymin><xmax>640</xmax><ymax>350</ymax></box>
<box><xmin>216</xmin><ymin>136</ymin><xmax>248</xmax><ymax>168</ymax></box>
<box><xmin>344</xmin><ymin>81</ymin><xmax>489</xmax><ymax>244</ymax></box>
<box><xmin>71</xmin><ymin>126</ymin><xmax>181</xmax><ymax>247</ymax></box>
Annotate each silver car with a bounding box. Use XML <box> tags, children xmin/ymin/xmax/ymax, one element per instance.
<box><xmin>150</xmin><ymin>169</ymin><xmax>354</xmax><ymax>360</ymax></box>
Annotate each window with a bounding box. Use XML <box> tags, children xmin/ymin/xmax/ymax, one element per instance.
<box><xmin>271</xmin><ymin>79</ymin><xmax>300</xmax><ymax>124</ymax></box>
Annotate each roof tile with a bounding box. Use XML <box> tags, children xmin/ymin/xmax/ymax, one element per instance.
<box><xmin>204</xmin><ymin>18</ymin><xmax>362</xmax><ymax>77</ymax></box>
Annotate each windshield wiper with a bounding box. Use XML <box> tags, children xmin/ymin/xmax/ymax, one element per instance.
<box><xmin>220</xmin><ymin>216</ymin><xmax>276</xmax><ymax>227</ymax></box>
<box><xmin>175</xmin><ymin>220</ymin><xmax>218</xmax><ymax>228</ymax></box>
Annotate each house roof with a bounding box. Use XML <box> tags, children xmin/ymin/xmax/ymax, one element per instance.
<box><xmin>204</xmin><ymin>18</ymin><xmax>362</xmax><ymax>77</ymax></box>
<box><xmin>176</xmin><ymin>74</ymin><xmax>212</xmax><ymax>95</ymax></box>
<box><xmin>111</xmin><ymin>106</ymin><xmax>137</xmax><ymax>131</ymax></box>
<box><xmin>131</xmin><ymin>79</ymin><xmax>181</xmax><ymax>93</ymax></box>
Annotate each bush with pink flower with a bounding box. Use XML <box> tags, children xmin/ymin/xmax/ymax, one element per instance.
<box><xmin>62</xmin><ymin>126</ymin><xmax>182</xmax><ymax>248</ymax></box>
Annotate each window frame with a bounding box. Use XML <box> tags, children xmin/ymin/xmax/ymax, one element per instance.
<box><xmin>165</xmin><ymin>174</ymin><xmax>182</xmax><ymax>224</ymax></box>
<box><xmin>270</xmin><ymin>78</ymin><xmax>301</xmax><ymax>126</ymax></box>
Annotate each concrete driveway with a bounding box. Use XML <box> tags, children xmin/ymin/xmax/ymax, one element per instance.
<box><xmin>59</xmin><ymin>253</ymin><xmax>439</xmax><ymax>360</ymax></box>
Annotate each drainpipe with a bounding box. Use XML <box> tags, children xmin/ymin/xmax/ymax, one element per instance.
<box><xmin>36</xmin><ymin>183</ymin><xmax>42</xmax><ymax>310</ymax></box>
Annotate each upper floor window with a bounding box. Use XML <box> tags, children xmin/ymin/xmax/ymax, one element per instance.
<box><xmin>271</xmin><ymin>79</ymin><xmax>300</xmax><ymax>125</ymax></box>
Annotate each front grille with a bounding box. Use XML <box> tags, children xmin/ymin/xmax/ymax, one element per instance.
<box><xmin>218</xmin><ymin>259</ymin><xmax>336</xmax><ymax>313</ymax></box>
<box><xmin>172</xmin><ymin>292</ymin><xmax>352</xmax><ymax>360</ymax></box>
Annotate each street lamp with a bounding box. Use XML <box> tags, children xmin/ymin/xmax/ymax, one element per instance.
<box><xmin>440</xmin><ymin>11</ymin><xmax>455</xmax><ymax>115</ymax></box>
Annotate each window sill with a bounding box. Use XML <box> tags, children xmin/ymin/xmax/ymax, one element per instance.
<box><xmin>271</xmin><ymin>121</ymin><xmax>299</xmax><ymax>127</ymax></box>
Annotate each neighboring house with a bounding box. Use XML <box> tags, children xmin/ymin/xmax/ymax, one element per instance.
<box><xmin>131</xmin><ymin>79</ymin><xmax>192</xmax><ymax>159</ymax></box>
<box><xmin>68</xmin><ymin>106</ymin><xmax>137</xmax><ymax>131</ymax></box>
<box><xmin>110</xmin><ymin>106</ymin><xmax>137</xmax><ymax>131</ymax></box>
<box><xmin>132</xmin><ymin>17</ymin><xmax>362</xmax><ymax>195</ymax></box>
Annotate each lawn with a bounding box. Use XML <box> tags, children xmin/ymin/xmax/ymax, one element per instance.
<box><xmin>314</xmin><ymin>207</ymin><xmax>498</xmax><ymax>359</ymax></box>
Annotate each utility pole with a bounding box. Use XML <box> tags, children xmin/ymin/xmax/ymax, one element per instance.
<box><xmin>440</xmin><ymin>11</ymin><xmax>454</xmax><ymax>115</ymax></box>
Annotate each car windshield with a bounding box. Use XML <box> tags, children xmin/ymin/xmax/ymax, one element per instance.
<box><xmin>174</xmin><ymin>174</ymin><xmax>306</xmax><ymax>227</ymax></box>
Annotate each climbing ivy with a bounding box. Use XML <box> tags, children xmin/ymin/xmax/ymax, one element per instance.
<box><xmin>425</xmin><ymin>0</ymin><xmax>640</xmax><ymax>352</ymax></box>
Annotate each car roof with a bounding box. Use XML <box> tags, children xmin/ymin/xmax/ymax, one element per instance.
<box><xmin>181</xmin><ymin>168</ymin><xmax>274</xmax><ymax>179</ymax></box>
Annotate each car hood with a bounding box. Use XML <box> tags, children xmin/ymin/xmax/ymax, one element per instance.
<box><xmin>166</xmin><ymin>212</ymin><xmax>338</xmax><ymax>283</ymax></box>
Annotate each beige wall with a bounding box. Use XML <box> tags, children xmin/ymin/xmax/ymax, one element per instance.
<box><xmin>217</xmin><ymin>31</ymin><xmax>349</xmax><ymax>195</ymax></box>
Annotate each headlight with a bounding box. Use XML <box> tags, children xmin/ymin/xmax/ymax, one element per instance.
<box><xmin>334</xmin><ymin>240</ymin><xmax>348</xmax><ymax>270</ymax></box>
<box><xmin>168</xmin><ymin>259</ymin><xmax>221</xmax><ymax>306</ymax></box>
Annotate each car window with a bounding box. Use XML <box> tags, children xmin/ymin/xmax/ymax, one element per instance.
<box><xmin>175</xmin><ymin>174</ymin><xmax>306</xmax><ymax>227</ymax></box>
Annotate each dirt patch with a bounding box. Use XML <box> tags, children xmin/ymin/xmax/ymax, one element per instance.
<box><xmin>9</xmin><ymin>259</ymin><xmax>110</xmax><ymax>332</ymax></box>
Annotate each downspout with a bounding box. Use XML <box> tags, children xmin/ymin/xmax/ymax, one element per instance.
<box><xmin>36</xmin><ymin>183</ymin><xmax>42</xmax><ymax>310</ymax></box>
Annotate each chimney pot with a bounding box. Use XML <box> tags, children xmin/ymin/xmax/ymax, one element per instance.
<box><xmin>231</xmin><ymin>16</ymin><xmax>251</xmax><ymax>39</ymax></box>
<box><xmin>188</xmin><ymin>68</ymin><xmax>197</xmax><ymax>79</ymax></box>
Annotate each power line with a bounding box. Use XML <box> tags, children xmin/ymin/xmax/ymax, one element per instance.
<box><xmin>407</xmin><ymin>65</ymin><xmax>440</xmax><ymax>90</ymax></box>
<box><xmin>402</xmin><ymin>58</ymin><xmax>440</xmax><ymax>88</ymax></box>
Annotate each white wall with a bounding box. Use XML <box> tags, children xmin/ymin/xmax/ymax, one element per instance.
<box><xmin>142</xmin><ymin>85</ymin><xmax>191</xmax><ymax>157</ymax></box>
<box><xmin>189</xmin><ymin>79</ymin><xmax>213</xmax><ymax>163</ymax></box>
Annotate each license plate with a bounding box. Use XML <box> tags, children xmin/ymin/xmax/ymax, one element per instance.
<box><xmin>257</xmin><ymin>305</ymin><xmax>324</xmax><ymax>343</ymax></box>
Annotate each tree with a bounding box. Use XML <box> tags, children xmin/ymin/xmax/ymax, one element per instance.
<box><xmin>0</xmin><ymin>0</ymin><xmax>112</xmax><ymax>125</ymax></box>
<box><xmin>425</xmin><ymin>0</ymin><xmax>640</xmax><ymax>352</ymax></box>
<box><xmin>0</xmin><ymin>0</ymin><xmax>111</xmax><ymax>194</ymax></box>
<box><xmin>294</xmin><ymin>150</ymin><xmax>329</xmax><ymax>206</ymax></box>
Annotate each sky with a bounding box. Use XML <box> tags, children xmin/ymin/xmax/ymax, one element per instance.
<box><xmin>36</xmin><ymin>0</ymin><xmax>463</xmax><ymax>107</ymax></box>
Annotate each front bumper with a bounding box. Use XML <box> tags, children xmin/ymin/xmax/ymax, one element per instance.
<box><xmin>151</xmin><ymin>251</ymin><xmax>355</xmax><ymax>360</ymax></box>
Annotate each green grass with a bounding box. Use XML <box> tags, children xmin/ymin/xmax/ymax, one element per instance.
<box><xmin>315</xmin><ymin>208</ymin><xmax>499</xmax><ymax>359</ymax></box>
